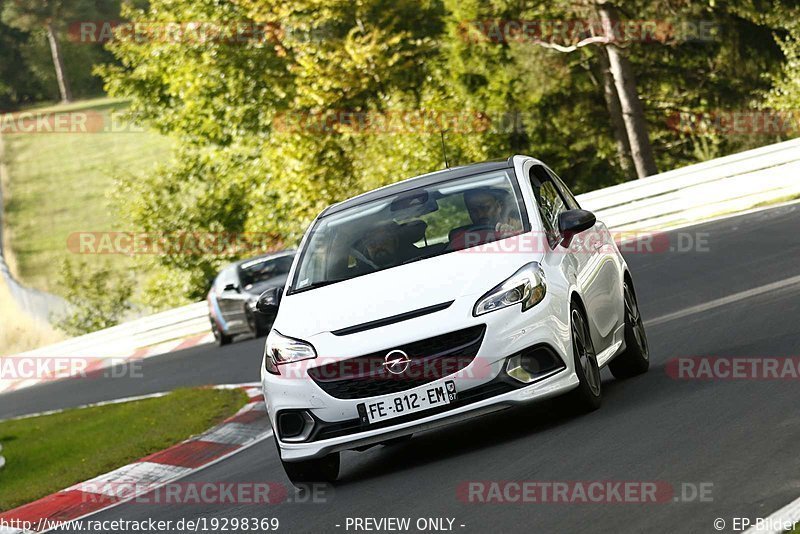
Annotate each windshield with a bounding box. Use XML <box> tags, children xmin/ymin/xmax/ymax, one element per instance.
<box><xmin>290</xmin><ymin>170</ymin><xmax>528</xmax><ymax>293</ymax></box>
<box><xmin>239</xmin><ymin>254</ymin><xmax>293</xmax><ymax>289</ymax></box>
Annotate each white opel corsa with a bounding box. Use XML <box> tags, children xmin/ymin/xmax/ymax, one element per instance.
<box><xmin>258</xmin><ymin>156</ymin><xmax>649</xmax><ymax>485</ymax></box>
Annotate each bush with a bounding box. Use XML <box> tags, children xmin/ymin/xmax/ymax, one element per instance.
<box><xmin>56</xmin><ymin>259</ymin><xmax>134</xmax><ymax>335</ymax></box>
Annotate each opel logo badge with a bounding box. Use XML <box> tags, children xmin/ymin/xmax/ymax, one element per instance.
<box><xmin>384</xmin><ymin>349</ymin><xmax>411</xmax><ymax>375</ymax></box>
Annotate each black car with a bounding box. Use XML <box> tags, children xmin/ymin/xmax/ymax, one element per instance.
<box><xmin>207</xmin><ymin>251</ymin><xmax>295</xmax><ymax>346</ymax></box>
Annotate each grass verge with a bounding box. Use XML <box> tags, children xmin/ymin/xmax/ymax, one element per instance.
<box><xmin>0</xmin><ymin>387</ymin><xmax>248</xmax><ymax>511</ymax></box>
<box><xmin>1</xmin><ymin>97</ymin><xmax>172</xmax><ymax>294</ymax></box>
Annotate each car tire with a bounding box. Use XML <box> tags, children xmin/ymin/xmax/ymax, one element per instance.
<box><xmin>246</xmin><ymin>309</ymin><xmax>271</xmax><ymax>338</ymax></box>
<box><xmin>210</xmin><ymin>319</ymin><xmax>232</xmax><ymax>347</ymax></box>
<box><xmin>281</xmin><ymin>453</ymin><xmax>340</xmax><ymax>486</ymax></box>
<box><xmin>608</xmin><ymin>280</ymin><xmax>650</xmax><ymax>379</ymax></box>
<box><xmin>564</xmin><ymin>302</ymin><xmax>602</xmax><ymax>413</ymax></box>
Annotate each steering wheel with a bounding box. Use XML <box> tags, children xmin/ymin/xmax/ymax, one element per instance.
<box><xmin>349</xmin><ymin>246</ymin><xmax>380</xmax><ymax>271</ymax></box>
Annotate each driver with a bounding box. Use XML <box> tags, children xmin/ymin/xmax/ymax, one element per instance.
<box><xmin>356</xmin><ymin>221</ymin><xmax>415</xmax><ymax>270</ymax></box>
<box><xmin>463</xmin><ymin>188</ymin><xmax>519</xmax><ymax>234</ymax></box>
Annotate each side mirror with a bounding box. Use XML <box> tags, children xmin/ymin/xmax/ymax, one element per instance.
<box><xmin>256</xmin><ymin>286</ymin><xmax>283</xmax><ymax>316</ymax></box>
<box><xmin>558</xmin><ymin>209</ymin><xmax>596</xmax><ymax>247</ymax></box>
<box><xmin>223</xmin><ymin>282</ymin><xmax>239</xmax><ymax>292</ymax></box>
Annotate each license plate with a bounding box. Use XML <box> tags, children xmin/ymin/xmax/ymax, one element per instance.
<box><xmin>357</xmin><ymin>380</ymin><xmax>457</xmax><ymax>424</ymax></box>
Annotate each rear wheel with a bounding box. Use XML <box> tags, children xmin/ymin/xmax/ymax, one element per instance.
<box><xmin>281</xmin><ymin>454</ymin><xmax>340</xmax><ymax>486</ymax></box>
<box><xmin>564</xmin><ymin>303</ymin><xmax>602</xmax><ymax>412</ymax></box>
<box><xmin>210</xmin><ymin>319</ymin><xmax>232</xmax><ymax>346</ymax></box>
<box><xmin>608</xmin><ymin>281</ymin><xmax>650</xmax><ymax>379</ymax></box>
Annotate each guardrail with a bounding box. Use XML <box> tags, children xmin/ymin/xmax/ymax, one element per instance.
<box><xmin>4</xmin><ymin>301</ymin><xmax>209</xmax><ymax>361</ymax></box>
<box><xmin>579</xmin><ymin>137</ymin><xmax>800</xmax><ymax>231</ymax></box>
<box><xmin>2</xmin><ymin>138</ymin><xmax>800</xmax><ymax>372</ymax></box>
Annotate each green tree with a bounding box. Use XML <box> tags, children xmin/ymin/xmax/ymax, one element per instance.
<box><xmin>2</xmin><ymin>0</ymin><xmax>122</xmax><ymax>103</ymax></box>
<box><xmin>57</xmin><ymin>259</ymin><xmax>134</xmax><ymax>335</ymax></box>
<box><xmin>99</xmin><ymin>0</ymin><xmax>798</xmax><ymax>305</ymax></box>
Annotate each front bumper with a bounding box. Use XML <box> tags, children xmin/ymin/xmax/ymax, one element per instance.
<box><xmin>262</xmin><ymin>292</ymin><xmax>576</xmax><ymax>461</ymax></box>
<box><xmin>275</xmin><ymin>368</ymin><xmax>578</xmax><ymax>460</ymax></box>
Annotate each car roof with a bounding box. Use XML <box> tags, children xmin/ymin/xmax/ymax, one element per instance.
<box><xmin>319</xmin><ymin>158</ymin><xmax>515</xmax><ymax>218</ymax></box>
<box><xmin>233</xmin><ymin>250</ymin><xmax>295</xmax><ymax>270</ymax></box>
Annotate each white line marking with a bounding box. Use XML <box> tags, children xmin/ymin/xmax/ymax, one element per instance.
<box><xmin>744</xmin><ymin>497</ymin><xmax>800</xmax><ymax>533</ymax></box>
<box><xmin>217</xmin><ymin>383</ymin><xmax>261</xmax><ymax>390</ymax></box>
<box><xmin>2</xmin><ymin>383</ymin><xmax>260</xmax><ymax>422</ymax></box>
<box><xmin>1</xmin><ymin>392</ymin><xmax>169</xmax><ymax>422</ymax></box>
<box><xmin>646</xmin><ymin>274</ymin><xmax>800</xmax><ymax>327</ymax></box>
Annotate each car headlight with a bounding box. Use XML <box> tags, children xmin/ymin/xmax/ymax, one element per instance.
<box><xmin>264</xmin><ymin>329</ymin><xmax>316</xmax><ymax>375</ymax></box>
<box><xmin>473</xmin><ymin>262</ymin><xmax>546</xmax><ymax>316</ymax></box>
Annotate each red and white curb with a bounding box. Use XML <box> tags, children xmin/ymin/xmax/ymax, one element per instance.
<box><xmin>0</xmin><ymin>384</ymin><xmax>271</xmax><ymax>533</ymax></box>
<box><xmin>0</xmin><ymin>332</ymin><xmax>215</xmax><ymax>395</ymax></box>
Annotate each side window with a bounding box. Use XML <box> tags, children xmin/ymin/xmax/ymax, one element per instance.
<box><xmin>273</xmin><ymin>255</ymin><xmax>294</xmax><ymax>275</ymax></box>
<box><xmin>216</xmin><ymin>266</ymin><xmax>237</xmax><ymax>294</ymax></box>
<box><xmin>547</xmin><ymin>168</ymin><xmax>581</xmax><ymax>210</ymax></box>
<box><xmin>530</xmin><ymin>166</ymin><xmax>570</xmax><ymax>247</ymax></box>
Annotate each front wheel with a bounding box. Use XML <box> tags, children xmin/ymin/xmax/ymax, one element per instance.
<box><xmin>246</xmin><ymin>309</ymin><xmax>271</xmax><ymax>337</ymax></box>
<box><xmin>210</xmin><ymin>318</ymin><xmax>232</xmax><ymax>347</ymax></box>
<box><xmin>608</xmin><ymin>281</ymin><xmax>650</xmax><ymax>379</ymax></box>
<box><xmin>281</xmin><ymin>453</ymin><xmax>340</xmax><ymax>486</ymax></box>
<box><xmin>564</xmin><ymin>303</ymin><xmax>602</xmax><ymax>413</ymax></box>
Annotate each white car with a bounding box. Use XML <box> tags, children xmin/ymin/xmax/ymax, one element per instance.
<box><xmin>258</xmin><ymin>156</ymin><xmax>649</xmax><ymax>485</ymax></box>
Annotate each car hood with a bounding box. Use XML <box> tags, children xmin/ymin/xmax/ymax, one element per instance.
<box><xmin>274</xmin><ymin>234</ymin><xmax>544</xmax><ymax>339</ymax></box>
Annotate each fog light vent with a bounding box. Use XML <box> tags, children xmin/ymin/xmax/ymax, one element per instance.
<box><xmin>506</xmin><ymin>345</ymin><xmax>565</xmax><ymax>383</ymax></box>
<box><xmin>277</xmin><ymin>410</ymin><xmax>314</xmax><ymax>442</ymax></box>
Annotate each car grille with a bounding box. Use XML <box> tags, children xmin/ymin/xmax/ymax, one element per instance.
<box><xmin>308</xmin><ymin>374</ymin><xmax>519</xmax><ymax>442</ymax></box>
<box><xmin>307</xmin><ymin>325</ymin><xmax>486</xmax><ymax>400</ymax></box>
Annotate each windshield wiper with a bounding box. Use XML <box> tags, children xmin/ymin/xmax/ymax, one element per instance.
<box><xmin>402</xmin><ymin>251</ymin><xmax>442</xmax><ymax>265</ymax></box>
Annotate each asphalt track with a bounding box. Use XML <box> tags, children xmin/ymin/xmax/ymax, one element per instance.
<box><xmin>4</xmin><ymin>203</ymin><xmax>800</xmax><ymax>533</ymax></box>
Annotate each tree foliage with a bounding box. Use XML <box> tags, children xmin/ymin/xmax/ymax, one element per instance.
<box><xmin>0</xmin><ymin>0</ymin><xmax>122</xmax><ymax>106</ymax></box>
<box><xmin>56</xmin><ymin>259</ymin><xmax>134</xmax><ymax>335</ymax></box>
<box><xmin>97</xmin><ymin>0</ymin><xmax>800</xmax><ymax>306</ymax></box>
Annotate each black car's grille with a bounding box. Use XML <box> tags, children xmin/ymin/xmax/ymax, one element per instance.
<box><xmin>307</xmin><ymin>325</ymin><xmax>486</xmax><ymax>400</ymax></box>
